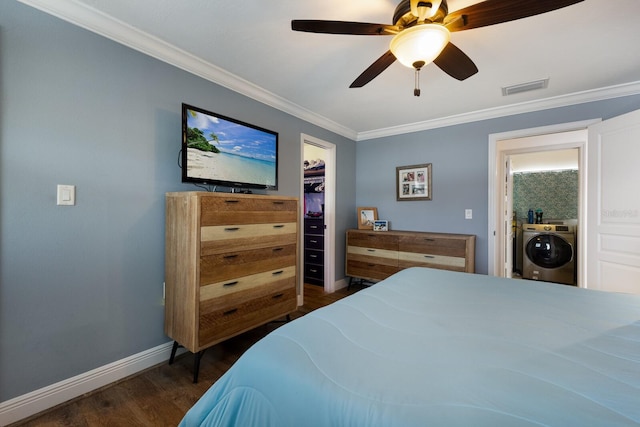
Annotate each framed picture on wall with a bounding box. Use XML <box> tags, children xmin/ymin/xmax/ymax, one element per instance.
<box><xmin>357</xmin><ymin>207</ymin><xmax>378</xmax><ymax>230</ymax></box>
<box><xmin>396</xmin><ymin>163</ymin><xmax>432</xmax><ymax>201</ymax></box>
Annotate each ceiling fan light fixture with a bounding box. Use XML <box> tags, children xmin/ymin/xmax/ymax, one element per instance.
<box><xmin>410</xmin><ymin>0</ymin><xmax>443</xmax><ymax>21</ymax></box>
<box><xmin>390</xmin><ymin>24</ymin><xmax>450</xmax><ymax>69</ymax></box>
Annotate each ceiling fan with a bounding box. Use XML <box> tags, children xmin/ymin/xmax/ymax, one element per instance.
<box><xmin>292</xmin><ymin>0</ymin><xmax>584</xmax><ymax>96</ymax></box>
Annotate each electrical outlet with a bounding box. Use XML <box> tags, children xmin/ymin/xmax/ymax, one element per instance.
<box><xmin>465</xmin><ymin>209</ymin><xmax>473</xmax><ymax>219</ymax></box>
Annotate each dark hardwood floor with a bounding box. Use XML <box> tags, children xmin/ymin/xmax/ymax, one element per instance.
<box><xmin>10</xmin><ymin>284</ymin><xmax>362</xmax><ymax>427</ymax></box>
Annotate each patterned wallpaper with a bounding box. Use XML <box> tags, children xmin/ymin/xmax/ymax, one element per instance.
<box><xmin>513</xmin><ymin>170</ymin><xmax>578</xmax><ymax>223</ymax></box>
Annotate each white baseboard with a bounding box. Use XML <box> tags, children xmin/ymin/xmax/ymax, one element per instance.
<box><xmin>334</xmin><ymin>277</ymin><xmax>348</xmax><ymax>290</ymax></box>
<box><xmin>0</xmin><ymin>341</ymin><xmax>183</xmax><ymax>426</ymax></box>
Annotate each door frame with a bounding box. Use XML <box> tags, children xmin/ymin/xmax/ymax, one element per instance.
<box><xmin>487</xmin><ymin>119</ymin><xmax>599</xmax><ymax>286</ymax></box>
<box><xmin>300</xmin><ymin>134</ymin><xmax>337</xmax><ymax>303</ymax></box>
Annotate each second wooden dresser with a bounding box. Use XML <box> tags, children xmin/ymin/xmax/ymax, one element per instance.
<box><xmin>165</xmin><ymin>192</ymin><xmax>298</xmax><ymax>380</ymax></box>
<box><xmin>346</xmin><ymin>229</ymin><xmax>475</xmax><ymax>282</ymax></box>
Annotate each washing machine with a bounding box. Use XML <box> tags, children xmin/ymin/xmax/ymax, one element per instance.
<box><xmin>522</xmin><ymin>224</ymin><xmax>576</xmax><ymax>285</ymax></box>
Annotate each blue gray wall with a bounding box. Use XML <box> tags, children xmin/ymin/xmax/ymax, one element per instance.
<box><xmin>357</xmin><ymin>95</ymin><xmax>640</xmax><ymax>274</ymax></box>
<box><xmin>4</xmin><ymin>0</ymin><xmax>640</xmax><ymax>406</ymax></box>
<box><xmin>0</xmin><ymin>2</ymin><xmax>355</xmax><ymax>401</ymax></box>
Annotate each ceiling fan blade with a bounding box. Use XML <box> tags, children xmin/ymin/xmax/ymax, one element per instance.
<box><xmin>445</xmin><ymin>0</ymin><xmax>584</xmax><ymax>32</ymax></box>
<box><xmin>433</xmin><ymin>42</ymin><xmax>478</xmax><ymax>81</ymax></box>
<box><xmin>350</xmin><ymin>50</ymin><xmax>397</xmax><ymax>88</ymax></box>
<box><xmin>291</xmin><ymin>20</ymin><xmax>399</xmax><ymax>36</ymax></box>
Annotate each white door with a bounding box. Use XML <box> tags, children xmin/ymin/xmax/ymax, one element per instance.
<box><xmin>587</xmin><ymin>109</ymin><xmax>640</xmax><ymax>294</ymax></box>
<box><xmin>504</xmin><ymin>156</ymin><xmax>514</xmax><ymax>278</ymax></box>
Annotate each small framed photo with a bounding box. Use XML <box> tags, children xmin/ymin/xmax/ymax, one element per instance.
<box><xmin>396</xmin><ymin>163</ymin><xmax>432</xmax><ymax>201</ymax></box>
<box><xmin>357</xmin><ymin>207</ymin><xmax>378</xmax><ymax>230</ymax></box>
<box><xmin>373</xmin><ymin>220</ymin><xmax>388</xmax><ymax>231</ymax></box>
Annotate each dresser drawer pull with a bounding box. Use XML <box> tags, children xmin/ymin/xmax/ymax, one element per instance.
<box><xmin>273</xmin><ymin>247</ymin><xmax>284</xmax><ymax>252</ymax></box>
<box><xmin>224</xmin><ymin>200</ymin><xmax>240</xmax><ymax>204</ymax></box>
<box><xmin>223</xmin><ymin>254</ymin><xmax>238</xmax><ymax>259</ymax></box>
<box><xmin>223</xmin><ymin>308</ymin><xmax>238</xmax><ymax>316</ymax></box>
<box><xmin>309</xmin><ymin>254</ymin><xmax>318</xmax><ymax>259</ymax></box>
<box><xmin>424</xmin><ymin>238</ymin><xmax>436</xmax><ymax>242</ymax></box>
<box><xmin>223</xmin><ymin>281</ymin><xmax>239</xmax><ymax>287</ymax></box>
<box><xmin>310</xmin><ymin>239</ymin><xmax>318</xmax><ymax>244</ymax></box>
<box><xmin>273</xmin><ymin>224</ymin><xmax>285</xmax><ymax>229</ymax></box>
<box><xmin>273</xmin><ymin>201</ymin><xmax>284</xmax><ymax>205</ymax></box>
<box><xmin>224</xmin><ymin>227</ymin><xmax>240</xmax><ymax>232</ymax></box>
<box><xmin>423</xmin><ymin>255</ymin><xmax>436</xmax><ymax>259</ymax></box>
<box><xmin>272</xmin><ymin>270</ymin><xmax>284</xmax><ymax>276</ymax></box>
<box><xmin>367</xmin><ymin>249</ymin><xmax>376</xmax><ymax>252</ymax></box>
<box><xmin>309</xmin><ymin>225</ymin><xmax>319</xmax><ymax>229</ymax></box>
<box><xmin>272</xmin><ymin>293</ymin><xmax>284</xmax><ymax>299</ymax></box>
<box><xmin>309</xmin><ymin>269</ymin><xmax>318</xmax><ymax>273</ymax></box>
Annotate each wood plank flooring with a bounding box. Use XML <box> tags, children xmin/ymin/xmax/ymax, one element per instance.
<box><xmin>9</xmin><ymin>284</ymin><xmax>362</xmax><ymax>427</ymax></box>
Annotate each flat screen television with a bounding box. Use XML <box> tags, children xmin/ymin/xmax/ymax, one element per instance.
<box><xmin>181</xmin><ymin>103</ymin><xmax>278</xmax><ymax>190</ymax></box>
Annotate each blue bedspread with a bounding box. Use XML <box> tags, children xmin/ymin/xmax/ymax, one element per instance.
<box><xmin>180</xmin><ymin>267</ymin><xmax>640</xmax><ymax>426</ymax></box>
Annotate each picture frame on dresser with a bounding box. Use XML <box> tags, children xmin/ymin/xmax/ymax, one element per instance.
<box><xmin>396</xmin><ymin>163</ymin><xmax>432</xmax><ymax>201</ymax></box>
<box><xmin>373</xmin><ymin>220</ymin><xmax>388</xmax><ymax>231</ymax></box>
<box><xmin>357</xmin><ymin>207</ymin><xmax>378</xmax><ymax>230</ymax></box>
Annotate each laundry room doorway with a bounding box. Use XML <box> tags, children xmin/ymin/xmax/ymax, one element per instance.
<box><xmin>300</xmin><ymin>134</ymin><xmax>336</xmax><ymax>303</ymax></box>
<box><xmin>508</xmin><ymin>149</ymin><xmax>580</xmax><ymax>284</ymax></box>
<box><xmin>488</xmin><ymin>120</ymin><xmax>595</xmax><ymax>286</ymax></box>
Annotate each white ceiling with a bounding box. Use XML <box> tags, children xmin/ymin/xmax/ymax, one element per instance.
<box><xmin>20</xmin><ymin>0</ymin><xmax>640</xmax><ymax>140</ymax></box>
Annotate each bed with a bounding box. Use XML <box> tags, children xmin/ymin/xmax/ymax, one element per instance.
<box><xmin>179</xmin><ymin>267</ymin><xmax>640</xmax><ymax>426</ymax></box>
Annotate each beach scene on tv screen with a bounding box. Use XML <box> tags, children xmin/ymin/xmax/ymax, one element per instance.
<box><xmin>185</xmin><ymin>108</ymin><xmax>276</xmax><ymax>186</ymax></box>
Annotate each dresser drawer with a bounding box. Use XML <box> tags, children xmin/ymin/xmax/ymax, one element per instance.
<box><xmin>200</xmin><ymin>265</ymin><xmax>296</xmax><ymax>302</ymax></box>
<box><xmin>304</xmin><ymin>249</ymin><xmax>323</xmax><ymax>265</ymax></box>
<box><xmin>346</xmin><ymin>260</ymin><xmax>399</xmax><ymax>281</ymax></box>
<box><xmin>304</xmin><ymin>263</ymin><xmax>324</xmax><ymax>281</ymax></box>
<box><xmin>398</xmin><ymin>235</ymin><xmax>468</xmax><ymax>258</ymax></box>
<box><xmin>304</xmin><ymin>219</ymin><xmax>324</xmax><ymax>235</ymax></box>
<box><xmin>198</xmin><ymin>286</ymin><xmax>296</xmax><ymax>348</ymax></box>
<box><xmin>347</xmin><ymin>231</ymin><xmax>398</xmax><ymax>251</ymax></box>
<box><xmin>201</xmin><ymin>223</ymin><xmax>297</xmax><ymax>255</ymax></box>
<box><xmin>304</xmin><ymin>234</ymin><xmax>324</xmax><ymax>250</ymax></box>
<box><xmin>201</xmin><ymin>197</ymin><xmax>297</xmax><ymax>226</ymax></box>
<box><xmin>347</xmin><ymin>245</ymin><xmax>398</xmax><ymax>265</ymax></box>
<box><xmin>200</xmin><ymin>244</ymin><xmax>296</xmax><ymax>284</ymax></box>
<box><xmin>398</xmin><ymin>251</ymin><xmax>467</xmax><ymax>271</ymax></box>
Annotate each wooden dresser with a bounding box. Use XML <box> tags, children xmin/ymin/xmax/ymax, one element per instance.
<box><xmin>346</xmin><ymin>229</ymin><xmax>475</xmax><ymax>283</ymax></box>
<box><xmin>165</xmin><ymin>192</ymin><xmax>298</xmax><ymax>381</ymax></box>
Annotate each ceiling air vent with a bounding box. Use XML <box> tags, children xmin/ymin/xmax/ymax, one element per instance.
<box><xmin>502</xmin><ymin>78</ymin><xmax>549</xmax><ymax>96</ymax></box>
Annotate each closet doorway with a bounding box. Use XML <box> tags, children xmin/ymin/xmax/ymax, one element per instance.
<box><xmin>300</xmin><ymin>134</ymin><xmax>336</xmax><ymax>303</ymax></box>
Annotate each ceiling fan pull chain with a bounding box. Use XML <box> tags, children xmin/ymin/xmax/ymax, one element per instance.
<box><xmin>413</xmin><ymin>60</ymin><xmax>425</xmax><ymax>97</ymax></box>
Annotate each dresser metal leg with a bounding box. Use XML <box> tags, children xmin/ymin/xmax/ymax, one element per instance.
<box><xmin>193</xmin><ymin>350</ymin><xmax>205</xmax><ymax>383</ymax></box>
<box><xmin>169</xmin><ymin>341</ymin><xmax>180</xmax><ymax>365</ymax></box>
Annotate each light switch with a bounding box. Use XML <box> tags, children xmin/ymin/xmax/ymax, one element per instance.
<box><xmin>57</xmin><ymin>185</ymin><xmax>75</xmax><ymax>206</ymax></box>
<box><xmin>465</xmin><ymin>209</ymin><xmax>472</xmax><ymax>219</ymax></box>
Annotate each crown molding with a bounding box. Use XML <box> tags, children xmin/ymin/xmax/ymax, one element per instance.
<box><xmin>17</xmin><ymin>0</ymin><xmax>358</xmax><ymax>141</ymax></box>
<box><xmin>357</xmin><ymin>81</ymin><xmax>640</xmax><ymax>141</ymax></box>
<box><xmin>17</xmin><ymin>1</ymin><xmax>640</xmax><ymax>144</ymax></box>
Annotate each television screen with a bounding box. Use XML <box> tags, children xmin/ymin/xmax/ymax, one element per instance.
<box><xmin>181</xmin><ymin>103</ymin><xmax>278</xmax><ymax>190</ymax></box>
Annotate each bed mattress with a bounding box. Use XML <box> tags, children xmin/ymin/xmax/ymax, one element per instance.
<box><xmin>180</xmin><ymin>267</ymin><xmax>640</xmax><ymax>426</ymax></box>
